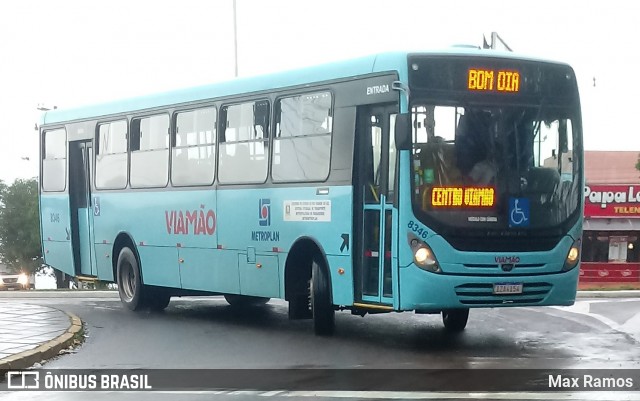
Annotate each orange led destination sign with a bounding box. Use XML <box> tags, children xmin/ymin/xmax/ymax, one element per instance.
<box><xmin>431</xmin><ymin>187</ymin><xmax>495</xmax><ymax>208</ymax></box>
<box><xmin>468</xmin><ymin>69</ymin><xmax>520</xmax><ymax>93</ymax></box>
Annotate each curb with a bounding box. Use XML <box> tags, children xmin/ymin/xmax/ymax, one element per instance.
<box><xmin>0</xmin><ymin>311</ymin><xmax>83</xmax><ymax>370</ymax></box>
<box><xmin>0</xmin><ymin>290</ymin><xmax>118</xmax><ymax>299</ymax></box>
<box><xmin>576</xmin><ymin>290</ymin><xmax>640</xmax><ymax>299</ymax></box>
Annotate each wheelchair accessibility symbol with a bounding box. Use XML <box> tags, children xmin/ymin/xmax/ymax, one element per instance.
<box><xmin>509</xmin><ymin>198</ymin><xmax>529</xmax><ymax>227</ymax></box>
<box><xmin>93</xmin><ymin>196</ymin><xmax>101</xmax><ymax>216</ymax></box>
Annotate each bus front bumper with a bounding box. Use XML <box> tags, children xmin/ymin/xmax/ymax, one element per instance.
<box><xmin>398</xmin><ymin>265</ymin><xmax>580</xmax><ymax>311</ymax></box>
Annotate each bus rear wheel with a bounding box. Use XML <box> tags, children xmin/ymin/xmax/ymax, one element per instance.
<box><xmin>442</xmin><ymin>308</ymin><xmax>469</xmax><ymax>332</ymax></box>
<box><xmin>311</xmin><ymin>257</ymin><xmax>335</xmax><ymax>336</ymax></box>
<box><xmin>224</xmin><ymin>294</ymin><xmax>270</xmax><ymax>307</ymax></box>
<box><xmin>116</xmin><ymin>247</ymin><xmax>145</xmax><ymax>311</ymax></box>
<box><xmin>146</xmin><ymin>287</ymin><xmax>171</xmax><ymax>311</ymax></box>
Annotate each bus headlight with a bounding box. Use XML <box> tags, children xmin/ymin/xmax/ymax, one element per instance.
<box><xmin>563</xmin><ymin>238</ymin><xmax>581</xmax><ymax>271</ymax></box>
<box><xmin>414</xmin><ymin>243</ymin><xmax>441</xmax><ymax>273</ymax></box>
<box><xmin>17</xmin><ymin>273</ymin><xmax>29</xmax><ymax>285</ymax></box>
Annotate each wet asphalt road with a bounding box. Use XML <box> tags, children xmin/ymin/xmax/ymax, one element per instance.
<box><xmin>1</xmin><ymin>295</ymin><xmax>640</xmax><ymax>400</ymax></box>
<box><xmin>39</xmin><ymin>296</ymin><xmax>640</xmax><ymax>369</ymax></box>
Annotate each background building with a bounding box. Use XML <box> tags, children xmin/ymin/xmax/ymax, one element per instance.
<box><xmin>581</xmin><ymin>151</ymin><xmax>640</xmax><ymax>287</ymax></box>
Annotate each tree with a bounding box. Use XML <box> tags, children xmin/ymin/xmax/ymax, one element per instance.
<box><xmin>0</xmin><ymin>178</ymin><xmax>42</xmax><ymax>274</ymax></box>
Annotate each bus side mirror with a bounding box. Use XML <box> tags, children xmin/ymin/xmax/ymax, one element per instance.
<box><xmin>559</xmin><ymin>119</ymin><xmax>568</xmax><ymax>153</ymax></box>
<box><xmin>395</xmin><ymin>113</ymin><xmax>411</xmax><ymax>150</ymax></box>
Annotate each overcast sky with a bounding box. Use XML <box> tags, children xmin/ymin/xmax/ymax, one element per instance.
<box><xmin>0</xmin><ymin>0</ymin><xmax>637</xmax><ymax>183</ymax></box>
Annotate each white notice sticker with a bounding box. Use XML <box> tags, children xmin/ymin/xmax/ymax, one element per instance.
<box><xmin>283</xmin><ymin>200</ymin><xmax>331</xmax><ymax>222</ymax></box>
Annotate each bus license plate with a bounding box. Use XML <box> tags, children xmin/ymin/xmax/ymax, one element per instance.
<box><xmin>493</xmin><ymin>283</ymin><xmax>523</xmax><ymax>294</ymax></box>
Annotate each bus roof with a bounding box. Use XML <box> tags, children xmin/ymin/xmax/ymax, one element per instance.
<box><xmin>40</xmin><ymin>48</ymin><xmax>568</xmax><ymax>125</ymax></box>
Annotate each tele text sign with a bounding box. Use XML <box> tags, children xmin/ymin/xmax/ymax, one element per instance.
<box><xmin>584</xmin><ymin>185</ymin><xmax>640</xmax><ymax>218</ymax></box>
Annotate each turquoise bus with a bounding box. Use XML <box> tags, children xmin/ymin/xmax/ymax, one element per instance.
<box><xmin>39</xmin><ymin>48</ymin><xmax>583</xmax><ymax>335</ymax></box>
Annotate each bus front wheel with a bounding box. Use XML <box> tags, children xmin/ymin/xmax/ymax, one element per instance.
<box><xmin>442</xmin><ymin>308</ymin><xmax>469</xmax><ymax>332</ymax></box>
<box><xmin>311</xmin><ymin>257</ymin><xmax>335</xmax><ymax>336</ymax></box>
<box><xmin>116</xmin><ymin>247</ymin><xmax>145</xmax><ymax>311</ymax></box>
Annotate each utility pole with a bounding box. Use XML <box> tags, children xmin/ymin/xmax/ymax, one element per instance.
<box><xmin>233</xmin><ymin>0</ymin><xmax>238</xmax><ymax>77</ymax></box>
<box><xmin>37</xmin><ymin>104</ymin><xmax>56</xmax><ymax>111</ymax></box>
<box><xmin>35</xmin><ymin>104</ymin><xmax>57</xmax><ymax>131</ymax></box>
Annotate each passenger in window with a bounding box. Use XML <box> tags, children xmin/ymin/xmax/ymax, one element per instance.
<box><xmin>455</xmin><ymin>109</ymin><xmax>497</xmax><ymax>185</ymax></box>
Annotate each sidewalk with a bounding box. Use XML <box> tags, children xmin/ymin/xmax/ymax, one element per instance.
<box><xmin>0</xmin><ymin>302</ymin><xmax>82</xmax><ymax>370</ymax></box>
<box><xmin>0</xmin><ymin>290</ymin><xmax>118</xmax><ymax>299</ymax></box>
<box><xmin>577</xmin><ymin>290</ymin><xmax>640</xmax><ymax>298</ymax></box>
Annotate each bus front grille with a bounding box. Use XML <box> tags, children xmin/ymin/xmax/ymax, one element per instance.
<box><xmin>454</xmin><ymin>282</ymin><xmax>552</xmax><ymax>305</ymax></box>
<box><xmin>462</xmin><ymin>263</ymin><xmax>546</xmax><ymax>269</ymax></box>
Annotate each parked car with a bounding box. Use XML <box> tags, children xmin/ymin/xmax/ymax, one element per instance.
<box><xmin>0</xmin><ymin>263</ymin><xmax>34</xmax><ymax>290</ymax></box>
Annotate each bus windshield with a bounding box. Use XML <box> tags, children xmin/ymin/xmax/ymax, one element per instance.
<box><xmin>411</xmin><ymin>102</ymin><xmax>581</xmax><ymax>231</ymax></box>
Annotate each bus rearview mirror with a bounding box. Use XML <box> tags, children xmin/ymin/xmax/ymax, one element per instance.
<box><xmin>559</xmin><ymin>119</ymin><xmax>568</xmax><ymax>153</ymax></box>
<box><xmin>395</xmin><ymin>113</ymin><xmax>411</xmax><ymax>150</ymax></box>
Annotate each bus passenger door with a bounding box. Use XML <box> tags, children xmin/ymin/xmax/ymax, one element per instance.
<box><xmin>354</xmin><ymin>105</ymin><xmax>398</xmax><ymax>306</ymax></box>
<box><xmin>68</xmin><ymin>141</ymin><xmax>97</xmax><ymax>278</ymax></box>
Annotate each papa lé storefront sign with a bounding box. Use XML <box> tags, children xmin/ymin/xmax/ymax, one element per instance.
<box><xmin>584</xmin><ymin>185</ymin><xmax>640</xmax><ymax>218</ymax></box>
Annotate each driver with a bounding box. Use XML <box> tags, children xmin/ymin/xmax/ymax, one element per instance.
<box><xmin>455</xmin><ymin>109</ymin><xmax>497</xmax><ymax>185</ymax></box>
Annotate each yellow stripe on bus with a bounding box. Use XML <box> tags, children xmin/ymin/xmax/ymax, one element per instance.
<box><xmin>353</xmin><ymin>303</ymin><xmax>394</xmax><ymax>311</ymax></box>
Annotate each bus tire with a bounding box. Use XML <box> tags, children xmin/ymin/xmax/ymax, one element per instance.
<box><xmin>116</xmin><ymin>247</ymin><xmax>146</xmax><ymax>311</ymax></box>
<box><xmin>224</xmin><ymin>294</ymin><xmax>270</xmax><ymax>307</ymax></box>
<box><xmin>288</xmin><ymin>292</ymin><xmax>311</xmax><ymax>320</ymax></box>
<box><xmin>442</xmin><ymin>308</ymin><xmax>469</xmax><ymax>332</ymax></box>
<box><xmin>146</xmin><ymin>287</ymin><xmax>171</xmax><ymax>311</ymax></box>
<box><xmin>311</xmin><ymin>257</ymin><xmax>335</xmax><ymax>336</ymax></box>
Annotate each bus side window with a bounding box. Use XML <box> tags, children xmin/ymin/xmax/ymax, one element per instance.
<box><xmin>42</xmin><ymin>128</ymin><xmax>67</xmax><ymax>192</ymax></box>
<box><xmin>172</xmin><ymin>107</ymin><xmax>216</xmax><ymax>186</ymax></box>
<box><xmin>95</xmin><ymin>120</ymin><xmax>128</xmax><ymax>189</ymax></box>
<box><xmin>218</xmin><ymin>101</ymin><xmax>269</xmax><ymax>184</ymax></box>
<box><xmin>129</xmin><ymin>114</ymin><xmax>169</xmax><ymax>188</ymax></box>
<box><xmin>272</xmin><ymin>92</ymin><xmax>332</xmax><ymax>182</ymax></box>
